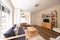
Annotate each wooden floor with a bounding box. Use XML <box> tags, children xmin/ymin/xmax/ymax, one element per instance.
<box><xmin>32</xmin><ymin>25</ymin><xmax>60</xmax><ymax>40</ymax></box>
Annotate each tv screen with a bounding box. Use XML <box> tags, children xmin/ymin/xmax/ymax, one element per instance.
<box><xmin>43</xmin><ymin>19</ymin><xmax>49</xmax><ymax>22</ymax></box>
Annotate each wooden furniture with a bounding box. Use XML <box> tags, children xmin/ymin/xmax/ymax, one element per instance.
<box><xmin>42</xmin><ymin>22</ymin><xmax>51</xmax><ymax>29</ymax></box>
<box><xmin>24</xmin><ymin>27</ymin><xmax>38</xmax><ymax>40</ymax></box>
<box><xmin>42</xmin><ymin>13</ymin><xmax>51</xmax><ymax>29</ymax></box>
<box><xmin>4</xmin><ymin>34</ymin><xmax>26</xmax><ymax>40</ymax></box>
<box><xmin>42</xmin><ymin>10</ymin><xmax>58</xmax><ymax>29</ymax></box>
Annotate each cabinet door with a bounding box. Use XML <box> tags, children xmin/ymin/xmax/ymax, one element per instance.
<box><xmin>42</xmin><ymin>22</ymin><xmax>46</xmax><ymax>28</ymax></box>
<box><xmin>45</xmin><ymin>23</ymin><xmax>51</xmax><ymax>29</ymax></box>
<box><xmin>42</xmin><ymin>22</ymin><xmax>51</xmax><ymax>29</ymax></box>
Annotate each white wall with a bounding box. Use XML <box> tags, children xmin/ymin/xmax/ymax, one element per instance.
<box><xmin>24</xmin><ymin>12</ymin><xmax>31</xmax><ymax>24</ymax></box>
<box><xmin>31</xmin><ymin>4</ymin><xmax>60</xmax><ymax>28</ymax></box>
<box><xmin>31</xmin><ymin>13</ymin><xmax>42</xmax><ymax>25</ymax></box>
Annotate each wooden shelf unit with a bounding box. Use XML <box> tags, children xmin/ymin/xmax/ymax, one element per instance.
<box><xmin>42</xmin><ymin>10</ymin><xmax>58</xmax><ymax>29</ymax></box>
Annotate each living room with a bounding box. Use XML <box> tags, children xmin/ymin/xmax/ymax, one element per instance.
<box><xmin>0</xmin><ymin>0</ymin><xmax>60</xmax><ymax>40</ymax></box>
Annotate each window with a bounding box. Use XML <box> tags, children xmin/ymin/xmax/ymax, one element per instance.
<box><xmin>0</xmin><ymin>4</ymin><xmax>10</xmax><ymax>38</ymax></box>
<box><xmin>20</xmin><ymin>13</ymin><xmax>27</xmax><ymax>23</ymax></box>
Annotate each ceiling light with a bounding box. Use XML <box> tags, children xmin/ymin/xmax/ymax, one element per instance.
<box><xmin>35</xmin><ymin>4</ymin><xmax>39</xmax><ymax>7</ymax></box>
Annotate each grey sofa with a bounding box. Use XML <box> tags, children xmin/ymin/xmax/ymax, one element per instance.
<box><xmin>4</xmin><ymin>24</ymin><xmax>26</xmax><ymax>40</ymax></box>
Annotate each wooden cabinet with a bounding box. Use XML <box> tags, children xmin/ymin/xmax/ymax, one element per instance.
<box><xmin>42</xmin><ymin>22</ymin><xmax>51</xmax><ymax>29</ymax></box>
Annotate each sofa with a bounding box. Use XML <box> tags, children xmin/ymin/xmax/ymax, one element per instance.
<box><xmin>4</xmin><ymin>24</ymin><xmax>26</xmax><ymax>40</ymax></box>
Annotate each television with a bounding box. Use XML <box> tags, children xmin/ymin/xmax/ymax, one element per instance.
<box><xmin>43</xmin><ymin>19</ymin><xmax>49</xmax><ymax>22</ymax></box>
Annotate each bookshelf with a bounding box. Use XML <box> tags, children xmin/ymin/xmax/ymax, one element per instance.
<box><xmin>51</xmin><ymin>10</ymin><xmax>58</xmax><ymax>28</ymax></box>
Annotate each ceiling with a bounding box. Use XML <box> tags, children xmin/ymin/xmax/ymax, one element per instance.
<box><xmin>10</xmin><ymin>0</ymin><xmax>60</xmax><ymax>12</ymax></box>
